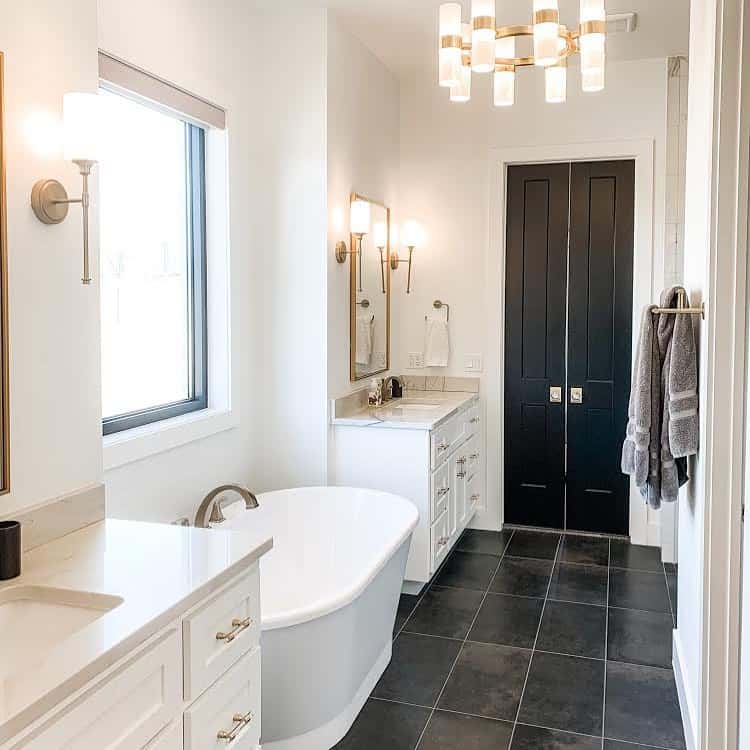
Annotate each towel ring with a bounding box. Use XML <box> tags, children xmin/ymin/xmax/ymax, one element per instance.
<box><xmin>356</xmin><ymin>299</ymin><xmax>370</xmax><ymax>309</ymax></box>
<box><xmin>427</xmin><ymin>299</ymin><xmax>450</xmax><ymax>322</ymax></box>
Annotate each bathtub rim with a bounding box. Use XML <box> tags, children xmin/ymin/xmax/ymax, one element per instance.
<box><xmin>220</xmin><ymin>486</ymin><xmax>418</xmax><ymax>631</ymax></box>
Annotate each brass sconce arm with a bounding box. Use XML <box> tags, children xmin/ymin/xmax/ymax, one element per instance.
<box><xmin>31</xmin><ymin>159</ymin><xmax>96</xmax><ymax>285</ymax></box>
<box><xmin>390</xmin><ymin>246</ymin><xmax>415</xmax><ymax>294</ymax></box>
<box><xmin>335</xmin><ymin>233</ymin><xmax>366</xmax><ymax>293</ymax></box>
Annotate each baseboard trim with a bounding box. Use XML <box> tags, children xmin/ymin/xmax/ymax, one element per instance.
<box><xmin>673</xmin><ymin>629</ymin><xmax>698</xmax><ymax>750</ymax></box>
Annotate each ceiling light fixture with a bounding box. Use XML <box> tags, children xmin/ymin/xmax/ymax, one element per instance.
<box><xmin>438</xmin><ymin>0</ymin><xmax>608</xmax><ymax>106</ymax></box>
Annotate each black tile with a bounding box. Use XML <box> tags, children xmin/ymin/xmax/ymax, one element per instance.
<box><xmin>536</xmin><ymin>600</ymin><xmax>606</xmax><ymax>659</ymax></box>
<box><xmin>512</xmin><ymin>724</ymin><xmax>601</xmax><ymax>749</ymax></box>
<box><xmin>519</xmin><ymin>651</ymin><xmax>605</xmax><ymax>736</ymax></box>
<box><xmin>667</xmin><ymin>573</ymin><xmax>678</xmax><ymax>623</ymax></box>
<box><xmin>548</xmin><ymin>563</ymin><xmax>608</xmax><ymax>605</ymax></box>
<box><xmin>419</xmin><ymin>710</ymin><xmax>513</xmax><ymax>750</ymax></box>
<box><xmin>607</xmin><ymin>608</ymin><xmax>674</xmax><ymax>668</ymax></box>
<box><xmin>404</xmin><ymin>586</ymin><xmax>484</xmax><ymax>639</ymax></box>
<box><xmin>490</xmin><ymin>556</ymin><xmax>553</xmax><ymax>597</ymax></box>
<box><xmin>558</xmin><ymin>535</ymin><xmax>609</xmax><ymax>566</ymax></box>
<box><xmin>605</xmin><ymin>661</ymin><xmax>686</xmax><ymax>749</ymax></box>
<box><xmin>604</xmin><ymin>742</ymin><xmax>654</xmax><ymax>750</ymax></box>
<box><xmin>506</xmin><ymin>530</ymin><xmax>561</xmax><ymax>560</ymax></box>
<box><xmin>333</xmin><ymin>698</ymin><xmax>430</xmax><ymax>750</ymax></box>
<box><xmin>394</xmin><ymin>594</ymin><xmax>419</xmax><ymax>635</ymax></box>
<box><xmin>457</xmin><ymin>528</ymin><xmax>513</xmax><ymax>556</ymax></box>
<box><xmin>373</xmin><ymin>632</ymin><xmax>461</xmax><ymax>706</ymax></box>
<box><xmin>468</xmin><ymin>593</ymin><xmax>544</xmax><ymax>649</ymax></box>
<box><xmin>434</xmin><ymin>550</ymin><xmax>499</xmax><ymax>591</ymax></box>
<box><xmin>609</xmin><ymin>569</ymin><xmax>671</xmax><ymax>613</ymax></box>
<box><xmin>610</xmin><ymin>541</ymin><xmax>663</xmax><ymax>572</ymax></box>
<box><xmin>664</xmin><ymin>562</ymin><xmax>678</xmax><ymax>576</ymax></box>
<box><xmin>438</xmin><ymin>641</ymin><xmax>531</xmax><ymax>720</ymax></box>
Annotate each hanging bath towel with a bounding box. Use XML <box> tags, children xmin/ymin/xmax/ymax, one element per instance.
<box><xmin>424</xmin><ymin>317</ymin><xmax>450</xmax><ymax>367</ymax></box>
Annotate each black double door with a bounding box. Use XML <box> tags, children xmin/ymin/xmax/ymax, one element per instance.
<box><xmin>504</xmin><ymin>161</ymin><xmax>634</xmax><ymax>536</ymax></box>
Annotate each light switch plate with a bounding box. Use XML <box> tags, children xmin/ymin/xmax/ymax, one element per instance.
<box><xmin>408</xmin><ymin>352</ymin><xmax>425</xmax><ymax>369</ymax></box>
<box><xmin>464</xmin><ymin>354</ymin><xmax>483</xmax><ymax>372</ymax></box>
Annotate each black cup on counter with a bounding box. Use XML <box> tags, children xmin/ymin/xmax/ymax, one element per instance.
<box><xmin>0</xmin><ymin>520</ymin><xmax>21</xmax><ymax>580</ymax></box>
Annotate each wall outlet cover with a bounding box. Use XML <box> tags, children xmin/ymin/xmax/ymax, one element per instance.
<box><xmin>408</xmin><ymin>352</ymin><xmax>425</xmax><ymax>369</ymax></box>
<box><xmin>464</xmin><ymin>354</ymin><xmax>483</xmax><ymax>372</ymax></box>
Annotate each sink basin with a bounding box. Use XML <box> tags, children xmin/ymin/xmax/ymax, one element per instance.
<box><xmin>391</xmin><ymin>399</ymin><xmax>442</xmax><ymax>409</ymax></box>
<box><xmin>0</xmin><ymin>586</ymin><xmax>123</xmax><ymax>679</ymax></box>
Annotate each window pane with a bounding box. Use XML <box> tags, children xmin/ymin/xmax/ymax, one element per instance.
<box><xmin>99</xmin><ymin>90</ymin><xmax>192</xmax><ymax>420</ymax></box>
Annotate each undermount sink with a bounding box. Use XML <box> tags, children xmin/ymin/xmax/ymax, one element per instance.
<box><xmin>390</xmin><ymin>399</ymin><xmax>442</xmax><ymax>409</ymax></box>
<box><xmin>0</xmin><ymin>586</ymin><xmax>123</xmax><ymax>679</ymax></box>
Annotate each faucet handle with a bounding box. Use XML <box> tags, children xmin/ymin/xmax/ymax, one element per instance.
<box><xmin>209</xmin><ymin>501</ymin><xmax>227</xmax><ymax>525</ymax></box>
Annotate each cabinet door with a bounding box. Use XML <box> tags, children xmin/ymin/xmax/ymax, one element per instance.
<box><xmin>452</xmin><ymin>451</ymin><xmax>468</xmax><ymax>535</ymax></box>
<box><xmin>144</xmin><ymin>719</ymin><xmax>182</xmax><ymax>750</ymax></box>
<box><xmin>16</xmin><ymin>630</ymin><xmax>181</xmax><ymax>750</ymax></box>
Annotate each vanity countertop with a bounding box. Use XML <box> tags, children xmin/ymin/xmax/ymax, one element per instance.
<box><xmin>331</xmin><ymin>390</ymin><xmax>479</xmax><ymax>430</ymax></box>
<box><xmin>0</xmin><ymin>518</ymin><xmax>272</xmax><ymax>743</ymax></box>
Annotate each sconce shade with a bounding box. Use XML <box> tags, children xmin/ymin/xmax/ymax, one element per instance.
<box><xmin>63</xmin><ymin>93</ymin><xmax>101</xmax><ymax>163</ymax></box>
<box><xmin>350</xmin><ymin>199</ymin><xmax>371</xmax><ymax>235</ymax></box>
<box><xmin>401</xmin><ymin>220</ymin><xmax>422</xmax><ymax>249</ymax></box>
<box><xmin>374</xmin><ymin>221</ymin><xmax>388</xmax><ymax>248</ymax></box>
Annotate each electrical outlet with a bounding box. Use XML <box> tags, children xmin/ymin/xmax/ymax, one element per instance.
<box><xmin>408</xmin><ymin>352</ymin><xmax>425</xmax><ymax>369</ymax></box>
<box><xmin>464</xmin><ymin>354</ymin><xmax>483</xmax><ymax>372</ymax></box>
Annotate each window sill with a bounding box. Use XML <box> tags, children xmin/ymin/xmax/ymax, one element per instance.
<box><xmin>103</xmin><ymin>407</ymin><xmax>238</xmax><ymax>471</ymax></box>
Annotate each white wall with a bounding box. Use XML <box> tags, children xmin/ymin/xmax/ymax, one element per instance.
<box><xmin>396</xmin><ymin>58</ymin><xmax>669</xmax><ymax>531</ymax></box>
<box><xmin>0</xmin><ymin>0</ymin><xmax>102</xmax><ymax>518</ymax></box>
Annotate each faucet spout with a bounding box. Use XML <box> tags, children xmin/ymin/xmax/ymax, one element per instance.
<box><xmin>194</xmin><ymin>484</ymin><xmax>259</xmax><ymax>528</ymax></box>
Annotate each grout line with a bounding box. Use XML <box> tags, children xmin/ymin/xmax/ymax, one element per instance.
<box><xmin>601</xmin><ymin>538</ymin><xmax>611</xmax><ymax>749</ymax></box>
<box><xmin>412</xmin><ymin>530</ymin><xmax>515</xmax><ymax>749</ymax></box>
<box><xmin>506</xmin><ymin>533</ymin><xmax>563</xmax><ymax>748</ymax></box>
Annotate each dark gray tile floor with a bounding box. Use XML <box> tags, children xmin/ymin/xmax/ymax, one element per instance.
<box><xmin>335</xmin><ymin>529</ymin><xmax>685</xmax><ymax>750</ymax></box>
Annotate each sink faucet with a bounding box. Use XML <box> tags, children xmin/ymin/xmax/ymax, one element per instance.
<box><xmin>194</xmin><ymin>484</ymin><xmax>259</xmax><ymax>528</ymax></box>
<box><xmin>384</xmin><ymin>375</ymin><xmax>404</xmax><ymax>401</ymax></box>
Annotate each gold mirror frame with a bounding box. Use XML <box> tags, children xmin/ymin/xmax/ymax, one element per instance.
<box><xmin>0</xmin><ymin>52</ymin><xmax>9</xmax><ymax>494</ymax></box>
<box><xmin>349</xmin><ymin>192</ymin><xmax>391</xmax><ymax>382</ymax></box>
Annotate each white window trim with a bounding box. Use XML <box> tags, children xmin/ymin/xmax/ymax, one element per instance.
<box><xmin>103</xmin><ymin>126</ymin><xmax>233</xmax><ymax>470</ymax></box>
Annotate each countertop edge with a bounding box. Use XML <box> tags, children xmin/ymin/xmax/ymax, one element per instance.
<box><xmin>0</xmin><ymin>536</ymin><xmax>273</xmax><ymax>745</ymax></box>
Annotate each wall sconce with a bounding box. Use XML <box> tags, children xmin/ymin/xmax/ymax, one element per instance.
<box><xmin>31</xmin><ymin>93</ymin><xmax>100</xmax><ymax>285</ymax></box>
<box><xmin>390</xmin><ymin>219</ymin><xmax>422</xmax><ymax>294</ymax></box>
<box><xmin>335</xmin><ymin>196</ymin><xmax>371</xmax><ymax>293</ymax></box>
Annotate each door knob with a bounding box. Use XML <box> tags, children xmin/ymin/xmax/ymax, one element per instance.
<box><xmin>550</xmin><ymin>387</ymin><xmax>562</xmax><ymax>403</ymax></box>
<box><xmin>570</xmin><ymin>387</ymin><xmax>583</xmax><ymax>404</ymax></box>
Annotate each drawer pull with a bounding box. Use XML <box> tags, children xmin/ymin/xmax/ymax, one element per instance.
<box><xmin>438</xmin><ymin>441</ymin><xmax>449</xmax><ymax>452</ymax></box>
<box><xmin>470</xmin><ymin>417</ymin><xmax>480</xmax><ymax>424</ymax></box>
<box><xmin>470</xmin><ymin>452</ymin><xmax>480</xmax><ymax>460</ymax></box>
<box><xmin>217</xmin><ymin>711</ymin><xmax>254</xmax><ymax>742</ymax></box>
<box><xmin>216</xmin><ymin>617</ymin><xmax>252</xmax><ymax>643</ymax></box>
<box><xmin>438</xmin><ymin>487</ymin><xmax>450</xmax><ymax>497</ymax></box>
<box><xmin>456</xmin><ymin>471</ymin><xmax>467</xmax><ymax>478</ymax></box>
<box><xmin>456</xmin><ymin>456</ymin><xmax>466</xmax><ymax>465</ymax></box>
<box><xmin>471</xmin><ymin>493</ymin><xmax>480</xmax><ymax>502</ymax></box>
<box><xmin>438</xmin><ymin>537</ymin><xmax>449</xmax><ymax>548</ymax></box>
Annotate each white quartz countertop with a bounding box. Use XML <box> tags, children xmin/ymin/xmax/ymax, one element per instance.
<box><xmin>331</xmin><ymin>391</ymin><xmax>479</xmax><ymax>430</ymax></box>
<box><xmin>0</xmin><ymin>518</ymin><xmax>272</xmax><ymax>743</ymax></box>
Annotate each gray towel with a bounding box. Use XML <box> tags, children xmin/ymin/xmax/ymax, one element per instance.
<box><xmin>668</xmin><ymin>299</ymin><xmax>699</xmax><ymax>457</ymax></box>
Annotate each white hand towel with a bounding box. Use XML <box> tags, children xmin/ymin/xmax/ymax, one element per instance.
<box><xmin>424</xmin><ymin>317</ymin><xmax>450</xmax><ymax>367</ymax></box>
<box><xmin>356</xmin><ymin>316</ymin><xmax>374</xmax><ymax>366</ymax></box>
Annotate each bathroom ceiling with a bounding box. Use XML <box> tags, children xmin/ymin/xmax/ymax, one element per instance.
<box><xmin>262</xmin><ymin>0</ymin><xmax>690</xmax><ymax>77</ymax></box>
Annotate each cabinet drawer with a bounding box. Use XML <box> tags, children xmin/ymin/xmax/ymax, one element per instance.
<box><xmin>184</xmin><ymin>648</ymin><xmax>261</xmax><ymax>750</ymax></box>
<box><xmin>184</xmin><ymin>566</ymin><xmax>260</xmax><ymax>700</ymax></box>
<box><xmin>430</xmin><ymin>415</ymin><xmax>462</xmax><ymax>469</ymax></box>
<box><xmin>16</xmin><ymin>630</ymin><xmax>181</xmax><ymax>750</ymax></box>
<box><xmin>466</xmin><ymin>471</ymin><xmax>482</xmax><ymax>516</ymax></box>
<box><xmin>464</xmin><ymin>404</ymin><xmax>481</xmax><ymax>439</ymax></box>
<box><xmin>431</xmin><ymin>510</ymin><xmax>451</xmax><ymax>572</ymax></box>
<box><xmin>430</xmin><ymin>462</ymin><xmax>451</xmax><ymax>522</ymax></box>
<box><xmin>144</xmin><ymin>719</ymin><xmax>182</xmax><ymax>750</ymax></box>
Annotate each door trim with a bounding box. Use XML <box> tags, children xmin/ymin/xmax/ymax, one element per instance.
<box><xmin>484</xmin><ymin>139</ymin><xmax>657</xmax><ymax>546</ymax></box>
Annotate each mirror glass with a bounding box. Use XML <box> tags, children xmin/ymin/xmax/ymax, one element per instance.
<box><xmin>0</xmin><ymin>52</ymin><xmax>8</xmax><ymax>493</ymax></box>
<box><xmin>350</xmin><ymin>194</ymin><xmax>390</xmax><ymax>381</ymax></box>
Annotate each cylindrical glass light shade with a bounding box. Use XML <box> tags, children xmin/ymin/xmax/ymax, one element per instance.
<box><xmin>582</xmin><ymin>64</ymin><xmax>605</xmax><ymax>92</ymax></box>
<box><xmin>545</xmin><ymin>62</ymin><xmax>567</xmax><ymax>103</ymax></box>
<box><xmin>533</xmin><ymin>0</ymin><xmax>560</xmax><ymax>67</ymax></box>
<box><xmin>63</xmin><ymin>93</ymin><xmax>101</xmax><ymax>162</ymax></box>
<box><xmin>450</xmin><ymin>63</ymin><xmax>472</xmax><ymax>103</ymax></box>
<box><xmin>493</xmin><ymin>37</ymin><xmax>516</xmax><ymax>107</ymax></box>
<box><xmin>471</xmin><ymin>0</ymin><xmax>496</xmax><ymax>73</ymax></box>
<box><xmin>401</xmin><ymin>220</ymin><xmax>422</xmax><ymax>249</ymax></box>
<box><xmin>350</xmin><ymin>199</ymin><xmax>371</xmax><ymax>235</ymax></box>
<box><xmin>373</xmin><ymin>222</ymin><xmax>388</xmax><ymax>248</ymax></box>
<box><xmin>580</xmin><ymin>0</ymin><xmax>605</xmax><ymax>23</ymax></box>
<box><xmin>439</xmin><ymin>3</ymin><xmax>463</xmax><ymax>87</ymax></box>
<box><xmin>580</xmin><ymin>0</ymin><xmax>606</xmax><ymax>91</ymax></box>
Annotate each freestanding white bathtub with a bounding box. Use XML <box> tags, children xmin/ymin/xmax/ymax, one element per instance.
<box><xmin>219</xmin><ymin>486</ymin><xmax>418</xmax><ymax>750</ymax></box>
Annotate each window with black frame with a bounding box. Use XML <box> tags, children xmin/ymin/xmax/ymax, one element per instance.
<box><xmin>98</xmin><ymin>86</ymin><xmax>207</xmax><ymax>435</ymax></box>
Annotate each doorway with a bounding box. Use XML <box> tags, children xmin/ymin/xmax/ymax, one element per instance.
<box><xmin>504</xmin><ymin>160</ymin><xmax>635</xmax><ymax>536</ymax></box>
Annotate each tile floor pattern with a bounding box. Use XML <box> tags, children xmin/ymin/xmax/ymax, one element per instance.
<box><xmin>335</xmin><ymin>529</ymin><xmax>683</xmax><ymax>750</ymax></box>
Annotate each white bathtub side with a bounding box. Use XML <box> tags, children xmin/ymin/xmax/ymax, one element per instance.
<box><xmin>260</xmin><ymin>537</ymin><xmax>411</xmax><ymax>750</ymax></box>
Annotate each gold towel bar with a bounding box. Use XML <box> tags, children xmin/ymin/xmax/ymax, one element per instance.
<box><xmin>651</xmin><ymin>289</ymin><xmax>706</xmax><ymax>320</ymax></box>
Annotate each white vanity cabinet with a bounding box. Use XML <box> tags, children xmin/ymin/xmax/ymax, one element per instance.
<box><xmin>333</xmin><ymin>393</ymin><xmax>484</xmax><ymax>591</ymax></box>
<box><xmin>2</xmin><ymin>563</ymin><xmax>262</xmax><ymax>750</ymax></box>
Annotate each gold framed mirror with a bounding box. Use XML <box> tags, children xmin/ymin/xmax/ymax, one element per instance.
<box><xmin>0</xmin><ymin>52</ymin><xmax>9</xmax><ymax>493</ymax></box>
<box><xmin>349</xmin><ymin>192</ymin><xmax>390</xmax><ymax>382</ymax></box>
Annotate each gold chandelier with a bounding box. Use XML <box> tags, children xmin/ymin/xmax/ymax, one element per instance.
<box><xmin>438</xmin><ymin>1</ymin><xmax>607</xmax><ymax>105</ymax></box>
